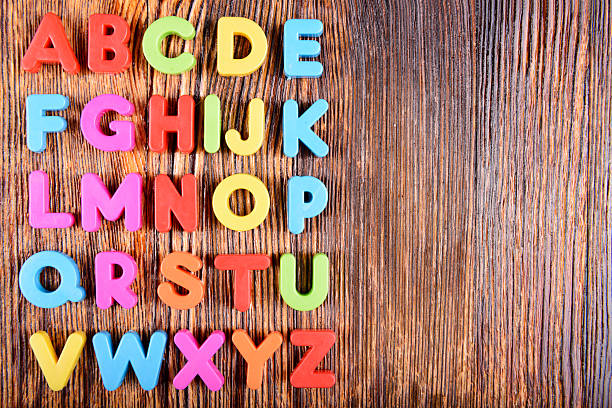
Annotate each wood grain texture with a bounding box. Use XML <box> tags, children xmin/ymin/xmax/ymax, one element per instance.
<box><xmin>0</xmin><ymin>0</ymin><xmax>608</xmax><ymax>406</ymax></box>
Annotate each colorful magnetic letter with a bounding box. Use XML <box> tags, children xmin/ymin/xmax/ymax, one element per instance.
<box><xmin>214</xmin><ymin>254</ymin><xmax>271</xmax><ymax>312</ymax></box>
<box><xmin>92</xmin><ymin>330</ymin><xmax>167</xmax><ymax>391</ymax></box>
<box><xmin>212</xmin><ymin>174</ymin><xmax>270</xmax><ymax>231</ymax></box>
<box><xmin>280</xmin><ymin>253</ymin><xmax>329</xmax><ymax>311</ymax></box>
<box><xmin>81</xmin><ymin>173</ymin><xmax>142</xmax><ymax>232</ymax></box>
<box><xmin>290</xmin><ymin>330</ymin><xmax>336</xmax><ymax>388</ymax></box>
<box><xmin>154</xmin><ymin>174</ymin><xmax>198</xmax><ymax>232</ymax></box>
<box><xmin>142</xmin><ymin>16</ymin><xmax>195</xmax><ymax>74</ymax></box>
<box><xmin>22</xmin><ymin>13</ymin><xmax>79</xmax><ymax>73</ymax></box>
<box><xmin>157</xmin><ymin>252</ymin><xmax>204</xmax><ymax>310</ymax></box>
<box><xmin>232</xmin><ymin>330</ymin><xmax>283</xmax><ymax>390</ymax></box>
<box><xmin>283</xmin><ymin>19</ymin><xmax>323</xmax><ymax>78</ymax></box>
<box><xmin>287</xmin><ymin>176</ymin><xmax>328</xmax><ymax>234</ymax></box>
<box><xmin>283</xmin><ymin>99</ymin><xmax>329</xmax><ymax>157</ymax></box>
<box><xmin>173</xmin><ymin>330</ymin><xmax>225</xmax><ymax>391</ymax></box>
<box><xmin>18</xmin><ymin>251</ymin><xmax>86</xmax><ymax>308</ymax></box>
<box><xmin>29</xmin><ymin>170</ymin><xmax>74</xmax><ymax>228</ymax></box>
<box><xmin>203</xmin><ymin>94</ymin><xmax>221</xmax><ymax>153</ymax></box>
<box><xmin>29</xmin><ymin>331</ymin><xmax>86</xmax><ymax>391</ymax></box>
<box><xmin>80</xmin><ymin>94</ymin><xmax>135</xmax><ymax>151</ymax></box>
<box><xmin>217</xmin><ymin>17</ymin><xmax>268</xmax><ymax>76</ymax></box>
<box><xmin>88</xmin><ymin>14</ymin><xmax>132</xmax><ymax>73</ymax></box>
<box><xmin>95</xmin><ymin>251</ymin><xmax>138</xmax><ymax>310</ymax></box>
<box><xmin>26</xmin><ymin>94</ymin><xmax>69</xmax><ymax>153</ymax></box>
<box><xmin>225</xmin><ymin>98</ymin><xmax>265</xmax><ymax>156</ymax></box>
<box><xmin>149</xmin><ymin>95</ymin><xmax>195</xmax><ymax>153</ymax></box>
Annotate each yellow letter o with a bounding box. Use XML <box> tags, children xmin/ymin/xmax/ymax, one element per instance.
<box><xmin>212</xmin><ymin>174</ymin><xmax>270</xmax><ymax>231</ymax></box>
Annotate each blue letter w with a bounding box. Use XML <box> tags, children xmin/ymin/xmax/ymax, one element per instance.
<box><xmin>93</xmin><ymin>330</ymin><xmax>167</xmax><ymax>391</ymax></box>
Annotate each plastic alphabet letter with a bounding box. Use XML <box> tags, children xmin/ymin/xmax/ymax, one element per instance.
<box><xmin>95</xmin><ymin>251</ymin><xmax>138</xmax><ymax>309</ymax></box>
<box><xmin>214</xmin><ymin>254</ymin><xmax>271</xmax><ymax>312</ymax></box>
<box><xmin>154</xmin><ymin>174</ymin><xmax>198</xmax><ymax>232</ymax></box>
<box><xmin>92</xmin><ymin>330</ymin><xmax>167</xmax><ymax>391</ymax></box>
<box><xmin>29</xmin><ymin>331</ymin><xmax>86</xmax><ymax>391</ymax></box>
<box><xmin>29</xmin><ymin>170</ymin><xmax>74</xmax><ymax>228</ymax></box>
<box><xmin>157</xmin><ymin>252</ymin><xmax>204</xmax><ymax>310</ymax></box>
<box><xmin>287</xmin><ymin>176</ymin><xmax>328</xmax><ymax>234</ymax></box>
<box><xmin>203</xmin><ymin>94</ymin><xmax>221</xmax><ymax>153</ymax></box>
<box><xmin>283</xmin><ymin>19</ymin><xmax>323</xmax><ymax>78</ymax></box>
<box><xmin>88</xmin><ymin>14</ymin><xmax>132</xmax><ymax>73</ymax></box>
<box><xmin>217</xmin><ymin>17</ymin><xmax>268</xmax><ymax>76</ymax></box>
<box><xmin>232</xmin><ymin>330</ymin><xmax>283</xmax><ymax>390</ymax></box>
<box><xmin>22</xmin><ymin>13</ymin><xmax>79</xmax><ymax>73</ymax></box>
<box><xmin>26</xmin><ymin>94</ymin><xmax>69</xmax><ymax>153</ymax></box>
<box><xmin>290</xmin><ymin>329</ymin><xmax>336</xmax><ymax>388</ymax></box>
<box><xmin>283</xmin><ymin>99</ymin><xmax>329</xmax><ymax>157</ymax></box>
<box><xmin>80</xmin><ymin>94</ymin><xmax>135</xmax><ymax>151</ymax></box>
<box><xmin>280</xmin><ymin>253</ymin><xmax>329</xmax><ymax>311</ymax></box>
<box><xmin>81</xmin><ymin>173</ymin><xmax>142</xmax><ymax>232</ymax></box>
<box><xmin>173</xmin><ymin>330</ymin><xmax>225</xmax><ymax>391</ymax></box>
<box><xmin>212</xmin><ymin>174</ymin><xmax>270</xmax><ymax>232</ymax></box>
<box><xmin>148</xmin><ymin>95</ymin><xmax>195</xmax><ymax>153</ymax></box>
<box><xmin>225</xmin><ymin>98</ymin><xmax>265</xmax><ymax>156</ymax></box>
<box><xmin>18</xmin><ymin>251</ymin><xmax>86</xmax><ymax>308</ymax></box>
<box><xmin>142</xmin><ymin>16</ymin><xmax>195</xmax><ymax>74</ymax></box>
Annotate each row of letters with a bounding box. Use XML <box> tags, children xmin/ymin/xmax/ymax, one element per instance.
<box><xmin>27</xmin><ymin>94</ymin><xmax>329</xmax><ymax>157</ymax></box>
<box><xmin>24</xmin><ymin>13</ymin><xmax>324</xmax><ymax>77</ymax></box>
<box><xmin>20</xmin><ymin>251</ymin><xmax>329</xmax><ymax>311</ymax></box>
<box><xmin>31</xmin><ymin>328</ymin><xmax>336</xmax><ymax>391</ymax></box>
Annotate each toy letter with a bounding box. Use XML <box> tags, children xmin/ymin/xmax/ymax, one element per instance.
<box><xmin>92</xmin><ymin>331</ymin><xmax>167</xmax><ymax>391</ymax></box>
<box><xmin>173</xmin><ymin>330</ymin><xmax>225</xmax><ymax>391</ymax></box>
<box><xmin>217</xmin><ymin>17</ymin><xmax>267</xmax><ymax>76</ymax></box>
<box><xmin>214</xmin><ymin>254</ymin><xmax>271</xmax><ymax>312</ymax></box>
<box><xmin>157</xmin><ymin>252</ymin><xmax>204</xmax><ymax>310</ymax></box>
<box><xmin>283</xmin><ymin>99</ymin><xmax>329</xmax><ymax>157</ymax></box>
<box><xmin>290</xmin><ymin>330</ymin><xmax>336</xmax><ymax>388</ymax></box>
<box><xmin>142</xmin><ymin>17</ymin><xmax>195</xmax><ymax>74</ymax></box>
<box><xmin>80</xmin><ymin>94</ymin><xmax>135</xmax><ymax>151</ymax></box>
<box><xmin>22</xmin><ymin>13</ymin><xmax>79</xmax><ymax>73</ymax></box>
<box><xmin>232</xmin><ymin>330</ymin><xmax>283</xmax><ymax>390</ymax></box>
<box><xmin>29</xmin><ymin>170</ymin><xmax>74</xmax><ymax>228</ymax></box>
<box><xmin>81</xmin><ymin>173</ymin><xmax>142</xmax><ymax>232</ymax></box>
<box><xmin>19</xmin><ymin>251</ymin><xmax>86</xmax><ymax>308</ymax></box>
<box><xmin>95</xmin><ymin>251</ymin><xmax>138</xmax><ymax>309</ymax></box>
<box><xmin>88</xmin><ymin>14</ymin><xmax>132</xmax><ymax>73</ymax></box>
<box><xmin>29</xmin><ymin>331</ymin><xmax>86</xmax><ymax>391</ymax></box>
<box><xmin>287</xmin><ymin>176</ymin><xmax>328</xmax><ymax>234</ymax></box>
<box><xmin>283</xmin><ymin>19</ymin><xmax>323</xmax><ymax>78</ymax></box>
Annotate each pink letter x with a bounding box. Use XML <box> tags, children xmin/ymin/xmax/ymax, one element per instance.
<box><xmin>173</xmin><ymin>330</ymin><xmax>225</xmax><ymax>390</ymax></box>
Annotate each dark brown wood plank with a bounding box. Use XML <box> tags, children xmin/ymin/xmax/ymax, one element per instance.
<box><xmin>469</xmin><ymin>1</ymin><xmax>591</xmax><ymax>405</ymax></box>
<box><xmin>584</xmin><ymin>0</ymin><xmax>611</xmax><ymax>406</ymax></box>
<box><xmin>0</xmin><ymin>0</ymin><xmax>607</xmax><ymax>406</ymax></box>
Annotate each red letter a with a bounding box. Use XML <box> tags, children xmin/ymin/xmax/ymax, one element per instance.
<box><xmin>22</xmin><ymin>13</ymin><xmax>79</xmax><ymax>74</ymax></box>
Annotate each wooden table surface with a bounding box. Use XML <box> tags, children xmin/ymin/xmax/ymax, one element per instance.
<box><xmin>1</xmin><ymin>0</ymin><xmax>610</xmax><ymax>406</ymax></box>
